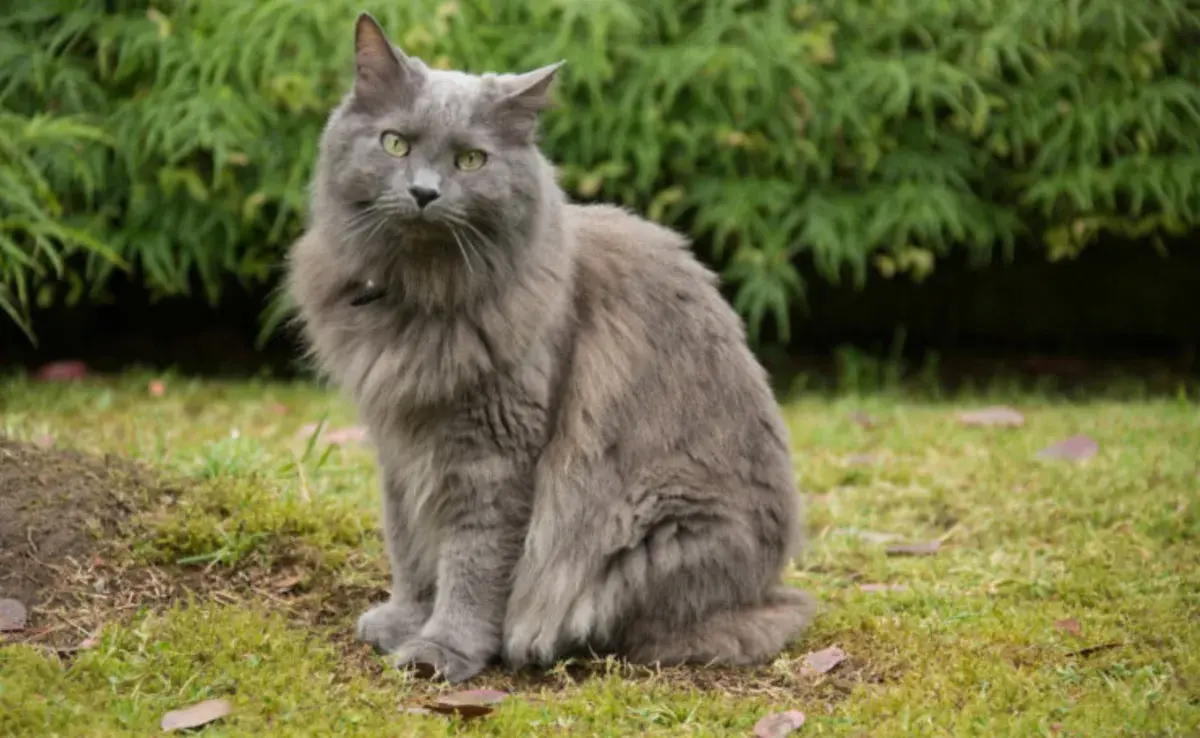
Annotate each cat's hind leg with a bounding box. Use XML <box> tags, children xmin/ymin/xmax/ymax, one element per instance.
<box><xmin>618</xmin><ymin>586</ymin><xmax>814</xmax><ymax>666</ymax></box>
<box><xmin>504</xmin><ymin>508</ymin><xmax>812</xmax><ymax>669</ymax></box>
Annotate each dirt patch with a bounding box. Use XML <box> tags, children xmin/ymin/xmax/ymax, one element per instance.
<box><xmin>0</xmin><ymin>438</ymin><xmax>158</xmax><ymax>610</ymax></box>
<box><xmin>0</xmin><ymin>437</ymin><xmax>380</xmax><ymax>653</ymax></box>
<box><xmin>0</xmin><ymin>439</ymin><xmax>887</xmax><ymax>702</ymax></box>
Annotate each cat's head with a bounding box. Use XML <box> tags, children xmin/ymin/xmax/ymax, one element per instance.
<box><xmin>312</xmin><ymin>13</ymin><xmax>563</xmax><ymax>273</ymax></box>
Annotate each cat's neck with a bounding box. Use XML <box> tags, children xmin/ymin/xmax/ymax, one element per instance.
<box><xmin>371</xmin><ymin>193</ymin><xmax>572</xmax><ymax>317</ymax></box>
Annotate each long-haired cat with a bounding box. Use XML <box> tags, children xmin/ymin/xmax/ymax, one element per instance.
<box><xmin>287</xmin><ymin>13</ymin><xmax>812</xmax><ymax>683</ymax></box>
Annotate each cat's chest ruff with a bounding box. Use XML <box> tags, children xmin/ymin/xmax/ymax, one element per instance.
<box><xmin>339</xmin><ymin>307</ymin><xmax>498</xmax><ymax>411</ymax></box>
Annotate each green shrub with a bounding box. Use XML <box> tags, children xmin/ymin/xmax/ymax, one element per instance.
<box><xmin>2</xmin><ymin>0</ymin><xmax>1199</xmax><ymax>344</ymax></box>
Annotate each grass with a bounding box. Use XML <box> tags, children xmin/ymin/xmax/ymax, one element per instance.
<box><xmin>1</xmin><ymin>371</ymin><xmax>1197</xmax><ymax>736</ymax></box>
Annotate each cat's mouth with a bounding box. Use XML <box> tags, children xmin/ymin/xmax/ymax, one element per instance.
<box><xmin>349</xmin><ymin>279</ymin><xmax>386</xmax><ymax>306</ymax></box>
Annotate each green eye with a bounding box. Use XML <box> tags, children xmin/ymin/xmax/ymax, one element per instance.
<box><xmin>455</xmin><ymin>149</ymin><xmax>488</xmax><ymax>171</ymax></box>
<box><xmin>381</xmin><ymin>131</ymin><xmax>410</xmax><ymax>157</ymax></box>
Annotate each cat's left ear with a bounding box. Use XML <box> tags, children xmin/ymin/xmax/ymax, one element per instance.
<box><xmin>491</xmin><ymin>61</ymin><xmax>566</xmax><ymax>142</ymax></box>
<box><xmin>353</xmin><ymin>13</ymin><xmax>422</xmax><ymax>107</ymax></box>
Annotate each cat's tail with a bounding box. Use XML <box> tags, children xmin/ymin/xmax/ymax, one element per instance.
<box><xmin>623</xmin><ymin>585</ymin><xmax>815</xmax><ymax>667</ymax></box>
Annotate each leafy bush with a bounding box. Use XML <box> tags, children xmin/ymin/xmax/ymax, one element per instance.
<box><xmin>3</xmin><ymin>0</ymin><xmax>1199</xmax><ymax>344</ymax></box>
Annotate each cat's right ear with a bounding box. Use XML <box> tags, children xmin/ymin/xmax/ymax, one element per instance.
<box><xmin>353</xmin><ymin>13</ymin><xmax>420</xmax><ymax>106</ymax></box>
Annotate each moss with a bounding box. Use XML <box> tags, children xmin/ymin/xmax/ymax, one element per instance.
<box><xmin>1</xmin><ymin>375</ymin><xmax>1197</xmax><ymax>736</ymax></box>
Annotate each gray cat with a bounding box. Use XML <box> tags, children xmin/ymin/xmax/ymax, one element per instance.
<box><xmin>286</xmin><ymin>13</ymin><xmax>812</xmax><ymax>684</ymax></box>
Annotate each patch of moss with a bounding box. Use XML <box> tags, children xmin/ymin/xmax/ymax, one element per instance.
<box><xmin>1</xmin><ymin>377</ymin><xmax>1198</xmax><ymax>736</ymax></box>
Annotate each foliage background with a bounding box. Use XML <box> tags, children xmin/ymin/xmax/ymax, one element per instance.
<box><xmin>2</xmin><ymin>0</ymin><xmax>1198</xmax><ymax>346</ymax></box>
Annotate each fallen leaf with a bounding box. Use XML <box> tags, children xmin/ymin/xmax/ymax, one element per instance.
<box><xmin>859</xmin><ymin>583</ymin><xmax>908</xmax><ymax>593</ymax></box>
<box><xmin>801</xmin><ymin>645</ymin><xmax>846</xmax><ymax>676</ymax></box>
<box><xmin>848</xmin><ymin>410</ymin><xmax>875</xmax><ymax>429</ymax></box>
<box><xmin>845</xmin><ymin>452</ymin><xmax>879</xmax><ymax>466</ymax></box>
<box><xmin>0</xmin><ymin>599</ymin><xmax>28</xmax><ymax>631</ymax></box>
<box><xmin>297</xmin><ymin>423</ymin><xmax>368</xmax><ymax>445</ymax></box>
<box><xmin>267</xmin><ymin>402</ymin><xmax>291</xmax><ymax>415</ymax></box>
<box><xmin>834</xmin><ymin>527</ymin><xmax>900</xmax><ymax>544</ymax></box>
<box><xmin>1037</xmin><ymin>435</ymin><xmax>1098</xmax><ymax>462</ymax></box>
<box><xmin>56</xmin><ymin>632</ymin><xmax>102</xmax><ymax>657</ymax></box>
<box><xmin>886</xmin><ymin>540</ymin><xmax>942</xmax><ymax>556</ymax></box>
<box><xmin>160</xmin><ymin>698</ymin><xmax>232</xmax><ymax>731</ymax></box>
<box><xmin>35</xmin><ymin>360</ymin><xmax>88</xmax><ymax>382</ymax></box>
<box><xmin>273</xmin><ymin>573</ymin><xmax>304</xmax><ymax>594</ymax></box>
<box><xmin>324</xmin><ymin>426</ymin><xmax>368</xmax><ymax>445</ymax></box>
<box><xmin>753</xmin><ymin>709</ymin><xmax>806</xmax><ymax>737</ymax></box>
<box><xmin>1066</xmin><ymin>641</ymin><xmax>1121</xmax><ymax>658</ymax></box>
<box><xmin>148</xmin><ymin>379</ymin><xmax>166</xmax><ymax>396</ymax></box>
<box><xmin>1054</xmin><ymin>618</ymin><xmax>1082</xmax><ymax>637</ymax></box>
<box><xmin>956</xmin><ymin>406</ymin><xmax>1025</xmax><ymax>427</ymax></box>
<box><xmin>428</xmin><ymin>689</ymin><xmax>508</xmax><ymax>719</ymax></box>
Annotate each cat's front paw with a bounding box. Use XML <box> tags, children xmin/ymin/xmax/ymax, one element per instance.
<box><xmin>389</xmin><ymin>637</ymin><xmax>488</xmax><ymax>684</ymax></box>
<box><xmin>355</xmin><ymin>601</ymin><xmax>426</xmax><ymax>654</ymax></box>
<box><xmin>501</xmin><ymin>619</ymin><xmax>559</xmax><ymax>671</ymax></box>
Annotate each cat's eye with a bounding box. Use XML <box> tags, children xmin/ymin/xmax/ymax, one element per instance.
<box><xmin>381</xmin><ymin>131</ymin><xmax>410</xmax><ymax>158</ymax></box>
<box><xmin>455</xmin><ymin>149</ymin><xmax>488</xmax><ymax>171</ymax></box>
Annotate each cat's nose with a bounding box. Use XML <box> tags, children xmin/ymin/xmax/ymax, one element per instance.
<box><xmin>408</xmin><ymin>185</ymin><xmax>440</xmax><ymax>209</ymax></box>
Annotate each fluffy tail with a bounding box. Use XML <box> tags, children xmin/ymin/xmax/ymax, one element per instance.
<box><xmin>622</xmin><ymin>586</ymin><xmax>815</xmax><ymax>667</ymax></box>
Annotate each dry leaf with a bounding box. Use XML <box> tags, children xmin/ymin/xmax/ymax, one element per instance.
<box><xmin>956</xmin><ymin>406</ymin><xmax>1025</xmax><ymax>427</ymax></box>
<box><xmin>753</xmin><ymin>709</ymin><xmax>806</xmax><ymax>737</ymax></box>
<box><xmin>801</xmin><ymin>645</ymin><xmax>846</xmax><ymax>676</ymax></box>
<box><xmin>834</xmin><ymin>527</ymin><xmax>900</xmax><ymax>544</ymax></box>
<box><xmin>35</xmin><ymin>360</ymin><xmax>88</xmax><ymax>382</ymax></box>
<box><xmin>0</xmin><ymin>598</ymin><xmax>27</xmax><ymax>631</ymax></box>
<box><xmin>273</xmin><ymin>573</ymin><xmax>304</xmax><ymax>594</ymax></box>
<box><xmin>428</xmin><ymin>689</ymin><xmax>508</xmax><ymax>719</ymax></box>
<box><xmin>148</xmin><ymin>379</ymin><xmax>166</xmax><ymax>397</ymax></box>
<box><xmin>886</xmin><ymin>540</ymin><xmax>942</xmax><ymax>556</ymax></box>
<box><xmin>1054</xmin><ymin>618</ymin><xmax>1082</xmax><ymax>637</ymax></box>
<box><xmin>1037</xmin><ymin>435</ymin><xmax>1098</xmax><ymax>462</ymax></box>
<box><xmin>298</xmin><ymin>423</ymin><xmax>368</xmax><ymax>445</ymax></box>
<box><xmin>845</xmin><ymin>452</ymin><xmax>879</xmax><ymax>466</ymax></box>
<box><xmin>859</xmin><ymin>583</ymin><xmax>908</xmax><ymax>593</ymax></box>
<box><xmin>848</xmin><ymin>410</ymin><xmax>875</xmax><ymax>429</ymax></box>
<box><xmin>324</xmin><ymin>426</ymin><xmax>368</xmax><ymax>445</ymax></box>
<box><xmin>56</xmin><ymin>632</ymin><xmax>102</xmax><ymax>657</ymax></box>
<box><xmin>1066</xmin><ymin>641</ymin><xmax>1121</xmax><ymax>658</ymax></box>
<box><xmin>160</xmin><ymin>698</ymin><xmax>232</xmax><ymax>731</ymax></box>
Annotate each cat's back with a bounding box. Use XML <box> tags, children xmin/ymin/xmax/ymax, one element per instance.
<box><xmin>566</xmin><ymin>202</ymin><xmax>744</xmax><ymax>350</ymax></box>
<box><xmin>562</xmin><ymin>203</ymin><xmax>785</xmax><ymax>459</ymax></box>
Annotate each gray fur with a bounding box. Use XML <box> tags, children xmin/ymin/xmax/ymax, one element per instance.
<box><xmin>286</xmin><ymin>13</ymin><xmax>812</xmax><ymax>683</ymax></box>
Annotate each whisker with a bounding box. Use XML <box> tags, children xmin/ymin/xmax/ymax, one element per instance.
<box><xmin>343</xmin><ymin>202</ymin><xmax>387</xmax><ymax>230</ymax></box>
<box><xmin>441</xmin><ymin>212</ymin><xmax>496</xmax><ymax>254</ymax></box>
<box><xmin>443</xmin><ymin>215</ymin><xmax>490</xmax><ymax>275</ymax></box>
<box><xmin>450</xmin><ymin>228</ymin><xmax>476</xmax><ymax>276</ymax></box>
<box><xmin>360</xmin><ymin>214</ymin><xmax>391</xmax><ymax>245</ymax></box>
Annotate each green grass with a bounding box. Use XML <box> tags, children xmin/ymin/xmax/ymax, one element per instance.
<box><xmin>1</xmin><ymin>372</ymin><xmax>1198</xmax><ymax>736</ymax></box>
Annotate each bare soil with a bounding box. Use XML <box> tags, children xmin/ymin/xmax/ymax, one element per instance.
<box><xmin>0</xmin><ymin>438</ymin><xmax>153</xmax><ymax>610</ymax></box>
<box><xmin>0</xmin><ymin>437</ymin><xmax>377</xmax><ymax>656</ymax></box>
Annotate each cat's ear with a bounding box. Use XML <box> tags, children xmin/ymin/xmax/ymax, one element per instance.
<box><xmin>353</xmin><ymin>13</ymin><xmax>420</xmax><ymax>105</ymax></box>
<box><xmin>490</xmin><ymin>61</ymin><xmax>566</xmax><ymax>142</ymax></box>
